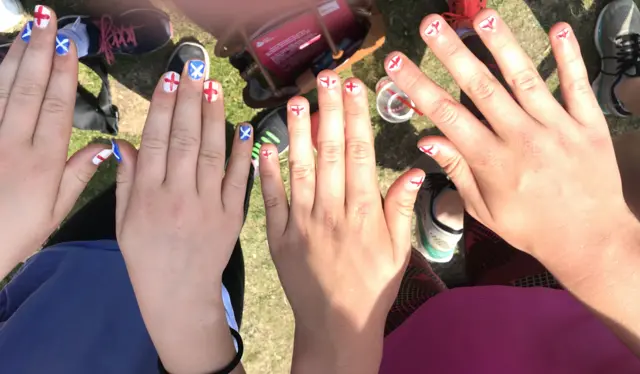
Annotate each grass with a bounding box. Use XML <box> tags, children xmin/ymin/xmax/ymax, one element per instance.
<box><xmin>4</xmin><ymin>0</ymin><xmax>640</xmax><ymax>372</ymax></box>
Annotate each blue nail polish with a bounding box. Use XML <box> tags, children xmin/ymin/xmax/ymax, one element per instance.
<box><xmin>21</xmin><ymin>21</ymin><xmax>33</xmax><ymax>43</ymax></box>
<box><xmin>188</xmin><ymin>60</ymin><xmax>206</xmax><ymax>81</ymax></box>
<box><xmin>239</xmin><ymin>124</ymin><xmax>252</xmax><ymax>142</ymax></box>
<box><xmin>111</xmin><ymin>139</ymin><xmax>122</xmax><ymax>163</ymax></box>
<box><xmin>55</xmin><ymin>34</ymin><xmax>71</xmax><ymax>56</ymax></box>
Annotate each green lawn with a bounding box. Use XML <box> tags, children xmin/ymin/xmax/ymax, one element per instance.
<box><xmin>5</xmin><ymin>0</ymin><xmax>640</xmax><ymax>372</ymax></box>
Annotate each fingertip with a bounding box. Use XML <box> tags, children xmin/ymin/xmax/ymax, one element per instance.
<box><xmin>343</xmin><ymin>77</ymin><xmax>364</xmax><ymax>96</ymax></box>
<box><xmin>385</xmin><ymin>52</ymin><xmax>406</xmax><ymax>75</ymax></box>
<box><xmin>549</xmin><ymin>22</ymin><xmax>573</xmax><ymax>41</ymax></box>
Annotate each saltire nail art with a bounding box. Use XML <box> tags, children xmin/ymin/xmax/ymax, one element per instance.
<box><xmin>92</xmin><ymin>149</ymin><xmax>113</xmax><ymax>166</ymax></box>
<box><xmin>204</xmin><ymin>80</ymin><xmax>219</xmax><ymax>102</ymax></box>
<box><xmin>188</xmin><ymin>60</ymin><xmax>206</xmax><ymax>81</ymax></box>
<box><xmin>387</xmin><ymin>55</ymin><xmax>403</xmax><ymax>72</ymax></box>
<box><xmin>319</xmin><ymin>76</ymin><xmax>338</xmax><ymax>89</ymax></box>
<box><xmin>21</xmin><ymin>21</ymin><xmax>33</xmax><ymax>43</ymax></box>
<box><xmin>290</xmin><ymin>105</ymin><xmax>305</xmax><ymax>117</ymax></box>
<box><xmin>345</xmin><ymin>81</ymin><xmax>361</xmax><ymax>95</ymax></box>
<box><xmin>55</xmin><ymin>34</ymin><xmax>70</xmax><ymax>56</ymax></box>
<box><xmin>479</xmin><ymin>16</ymin><xmax>497</xmax><ymax>31</ymax></box>
<box><xmin>239</xmin><ymin>124</ymin><xmax>252</xmax><ymax>141</ymax></box>
<box><xmin>34</xmin><ymin>5</ymin><xmax>52</xmax><ymax>29</ymax></box>
<box><xmin>425</xmin><ymin>20</ymin><xmax>441</xmax><ymax>37</ymax></box>
<box><xmin>162</xmin><ymin>72</ymin><xmax>180</xmax><ymax>93</ymax></box>
<box><xmin>111</xmin><ymin>139</ymin><xmax>122</xmax><ymax>163</ymax></box>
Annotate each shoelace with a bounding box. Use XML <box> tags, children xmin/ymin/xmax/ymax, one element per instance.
<box><xmin>97</xmin><ymin>15</ymin><xmax>138</xmax><ymax>65</ymax></box>
<box><xmin>602</xmin><ymin>33</ymin><xmax>640</xmax><ymax>77</ymax></box>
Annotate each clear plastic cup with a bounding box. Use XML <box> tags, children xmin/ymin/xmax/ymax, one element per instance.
<box><xmin>375</xmin><ymin>77</ymin><xmax>415</xmax><ymax>123</ymax></box>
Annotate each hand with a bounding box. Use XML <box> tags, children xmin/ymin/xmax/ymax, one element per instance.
<box><xmin>259</xmin><ymin>72</ymin><xmax>424</xmax><ymax>373</ymax></box>
<box><xmin>115</xmin><ymin>68</ymin><xmax>252</xmax><ymax>373</ymax></box>
<box><xmin>0</xmin><ymin>7</ymin><xmax>110</xmax><ymax>277</ymax></box>
<box><xmin>385</xmin><ymin>12</ymin><xmax>638</xmax><ymax>259</ymax></box>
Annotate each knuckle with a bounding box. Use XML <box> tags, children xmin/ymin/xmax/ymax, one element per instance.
<box><xmin>467</xmin><ymin>72</ymin><xmax>498</xmax><ymax>100</ymax></box>
<box><xmin>347</xmin><ymin>140</ymin><xmax>372</xmax><ymax>162</ymax></box>
<box><xmin>318</xmin><ymin>140</ymin><xmax>344</xmax><ymax>163</ymax></box>
<box><xmin>430</xmin><ymin>99</ymin><xmax>460</xmax><ymax>128</ymax></box>
<box><xmin>264</xmin><ymin>195</ymin><xmax>283</xmax><ymax>210</ymax></box>
<box><xmin>441</xmin><ymin>153</ymin><xmax>464</xmax><ymax>179</ymax></box>
<box><xmin>41</xmin><ymin>96</ymin><xmax>70</xmax><ymax>115</ymax></box>
<box><xmin>320</xmin><ymin>101</ymin><xmax>342</xmax><ymax>114</ymax></box>
<box><xmin>322</xmin><ymin>211</ymin><xmax>340</xmax><ymax>232</ymax></box>
<box><xmin>12</xmin><ymin>80</ymin><xmax>45</xmax><ymax>101</ymax></box>
<box><xmin>74</xmin><ymin>168</ymin><xmax>94</xmax><ymax>185</ymax></box>
<box><xmin>140</xmin><ymin>135</ymin><xmax>168</xmax><ymax>154</ymax></box>
<box><xmin>442</xmin><ymin>40</ymin><xmax>461</xmax><ymax>59</ymax></box>
<box><xmin>225</xmin><ymin>178</ymin><xmax>246</xmax><ymax>192</ymax></box>
<box><xmin>394</xmin><ymin>199</ymin><xmax>415</xmax><ymax>219</ymax></box>
<box><xmin>198</xmin><ymin>148</ymin><xmax>226</xmax><ymax>168</ymax></box>
<box><xmin>289</xmin><ymin>159</ymin><xmax>314</xmax><ymax>180</ymax></box>
<box><xmin>170</xmin><ymin>128</ymin><xmax>200</xmax><ymax>151</ymax></box>
<box><xmin>511</xmin><ymin>68</ymin><xmax>542</xmax><ymax>93</ymax></box>
<box><xmin>565</xmin><ymin>77</ymin><xmax>592</xmax><ymax>97</ymax></box>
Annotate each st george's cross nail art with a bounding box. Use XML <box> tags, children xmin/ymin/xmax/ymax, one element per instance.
<box><xmin>92</xmin><ymin>149</ymin><xmax>113</xmax><ymax>166</ymax></box>
<box><xmin>204</xmin><ymin>80</ymin><xmax>219</xmax><ymax>102</ymax></box>
<box><xmin>33</xmin><ymin>5</ymin><xmax>52</xmax><ymax>29</ymax></box>
<box><xmin>387</xmin><ymin>55</ymin><xmax>403</xmax><ymax>72</ymax></box>
<box><xmin>345</xmin><ymin>80</ymin><xmax>361</xmax><ymax>95</ymax></box>
<box><xmin>479</xmin><ymin>16</ymin><xmax>497</xmax><ymax>32</ymax></box>
<box><xmin>261</xmin><ymin>149</ymin><xmax>273</xmax><ymax>159</ymax></box>
<box><xmin>290</xmin><ymin>104</ymin><xmax>305</xmax><ymax>117</ymax></box>
<box><xmin>319</xmin><ymin>75</ymin><xmax>338</xmax><ymax>89</ymax></box>
<box><xmin>188</xmin><ymin>60</ymin><xmax>206</xmax><ymax>81</ymax></box>
<box><xmin>419</xmin><ymin>144</ymin><xmax>438</xmax><ymax>157</ymax></box>
<box><xmin>408</xmin><ymin>176</ymin><xmax>425</xmax><ymax>190</ymax></box>
<box><xmin>111</xmin><ymin>139</ymin><xmax>123</xmax><ymax>163</ymax></box>
<box><xmin>162</xmin><ymin>72</ymin><xmax>180</xmax><ymax>93</ymax></box>
<box><xmin>21</xmin><ymin>21</ymin><xmax>33</xmax><ymax>43</ymax></box>
<box><xmin>556</xmin><ymin>28</ymin><xmax>571</xmax><ymax>40</ymax></box>
<box><xmin>424</xmin><ymin>20</ymin><xmax>442</xmax><ymax>37</ymax></box>
<box><xmin>55</xmin><ymin>34</ymin><xmax>71</xmax><ymax>56</ymax></box>
<box><xmin>239</xmin><ymin>124</ymin><xmax>252</xmax><ymax>142</ymax></box>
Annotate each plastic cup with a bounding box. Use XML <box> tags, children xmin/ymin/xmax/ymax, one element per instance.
<box><xmin>375</xmin><ymin>77</ymin><xmax>415</xmax><ymax>123</ymax></box>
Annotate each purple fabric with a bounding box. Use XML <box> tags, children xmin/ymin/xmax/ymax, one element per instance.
<box><xmin>381</xmin><ymin>286</ymin><xmax>640</xmax><ymax>374</ymax></box>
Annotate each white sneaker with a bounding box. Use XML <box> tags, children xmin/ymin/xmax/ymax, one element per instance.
<box><xmin>0</xmin><ymin>0</ymin><xmax>23</xmax><ymax>32</ymax></box>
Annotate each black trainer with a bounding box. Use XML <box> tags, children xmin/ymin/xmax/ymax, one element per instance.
<box><xmin>249</xmin><ymin>105</ymin><xmax>290</xmax><ymax>174</ymax></box>
<box><xmin>58</xmin><ymin>9</ymin><xmax>173</xmax><ymax>64</ymax></box>
<box><xmin>166</xmin><ymin>40</ymin><xmax>210</xmax><ymax>77</ymax></box>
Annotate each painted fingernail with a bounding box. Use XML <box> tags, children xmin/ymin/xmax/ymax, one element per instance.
<box><xmin>387</xmin><ymin>55</ymin><xmax>403</xmax><ymax>72</ymax></box>
<box><xmin>345</xmin><ymin>80</ymin><xmax>361</xmax><ymax>95</ymax></box>
<box><xmin>261</xmin><ymin>149</ymin><xmax>273</xmax><ymax>159</ymax></box>
<box><xmin>34</xmin><ymin>5</ymin><xmax>52</xmax><ymax>29</ymax></box>
<box><xmin>556</xmin><ymin>28</ymin><xmax>571</xmax><ymax>40</ymax></box>
<box><xmin>55</xmin><ymin>34</ymin><xmax>71</xmax><ymax>56</ymax></box>
<box><xmin>419</xmin><ymin>144</ymin><xmax>438</xmax><ymax>157</ymax></box>
<box><xmin>318</xmin><ymin>75</ymin><xmax>338</xmax><ymax>89</ymax></box>
<box><xmin>162</xmin><ymin>72</ymin><xmax>180</xmax><ymax>93</ymax></box>
<box><xmin>290</xmin><ymin>104</ymin><xmax>306</xmax><ymax>117</ymax></box>
<box><xmin>111</xmin><ymin>139</ymin><xmax>122</xmax><ymax>163</ymax></box>
<box><xmin>92</xmin><ymin>149</ymin><xmax>113</xmax><ymax>166</ymax></box>
<box><xmin>21</xmin><ymin>21</ymin><xmax>33</xmax><ymax>43</ymax></box>
<box><xmin>479</xmin><ymin>15</ymin><xmax>497</xmax><ymax>32</ymax></box>
<box><xmin>424</xmin><ymin>19</ymin><xmax>442</xmax><ymax>37</ymax></box>
<box><xmin>239</xmin><ymin>124</ymin><xmax>252</xmax><ymax>142</ymax></box>
<box><xmin>188</xmin><ymin>60</ymin><xmax>206</xmax><ymax>81</ymax></box>
<box><xmin>204</xmin><ymin>80</ymin><xmax>219</xmax><ymax>102</ymax></box>
<box><xmin>408</xmin><ymin>176</ymin><xmax>425</xmax><ymax>190</ymax></box>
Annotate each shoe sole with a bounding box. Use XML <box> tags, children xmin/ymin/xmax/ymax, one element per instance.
<box><xmin>166</xmin><ymin>41</ymin><xmax>211</xmax><ymax>78</ymax></box>
<box><xmin>592</xmin><ymin>2</ymin><xmax>618</xmax><ymax>117</ymax></box>
<box><xmin>59</xmin><ymin>8</ymin><xmax>173</xmax><ymax>58</ymax></box>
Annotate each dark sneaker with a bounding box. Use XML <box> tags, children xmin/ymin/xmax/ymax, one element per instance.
<box><xmin>0</xmin><ymin>40</ymin><xmax>9</xmax><ymax>64</ymax></box>
<box><xmin>58</xmin><ymin>9</ymin><xmax>173</xmax><ymax>64</ymax></box>
<box><xmin>249</xmin><ymin>106</ymin><xmax>290</xmax><ymax>174</ymax></box>
<box><xmin>166</xmin><ymin>40</ymin><xmax>210</xmax><ymax>78</ymax></box>
<box><xmin>414</xmin><ymin>173</ymin><xmax>463</xmax><ymax>264</ymax></box>
<box><xmin>593</xmin><ymin>0</ymin><xmax>640</xmax><ymax>117</ymax></box>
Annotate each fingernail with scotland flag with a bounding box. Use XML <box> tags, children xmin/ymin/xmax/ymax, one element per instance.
<box><xmin>21</xmin><ymin>21</ymin><xmax>33</xmax><ymax>43</ymax></box>
<box><xmin>239</xmin><ymin>123</ymin><xmax>252</xmax><ymax>142</ymax></box>
<box><xmin>55</xmin><ymin>33</ymin><xmax>71</xmax><ymax>56</ymax></box>
<box><xmin>188</xmin><ymin>60</ymin><xmax>206</xmax><ymax>81</ymax></box>
<box><xmin>111</xmin><ymin>139</ymin><xmax>122</xmax><ymax>163</ymax></box>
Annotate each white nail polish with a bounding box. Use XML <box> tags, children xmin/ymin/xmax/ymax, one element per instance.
<box><xmin>92</xmin><ymin>149</ymin><xmax>113</xmax><ymax>166</ymax></box>
<box><xmin>424</xmin><ymin>20</ymin><xmax>442</xmax><ymax>37</ymax></box>
<box><xmin>387</xmin><ymin>55</ymin><xmax>403</xmax><ymax>72</ymax></box>
<box><xmin>479</xmin><ymin>16</ymin><xmax>497</xmax><ymax>32</ymax></box>
<box><xmin>162</xmin><ymin>72</ymin><xmax>180</xmax><ymax>93</ymax></box>
<box><xmin>33</xmin><ymin>5</ymin><xmax>52</xmax><ymax>29</ymax></box>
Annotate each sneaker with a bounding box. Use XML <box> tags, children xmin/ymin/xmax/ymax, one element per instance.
<box><xmin>166</xmin><ymin>40</ymin><xmax>210</xmax><ymax>78</ymax></box>
<box><xmin>443</xmin><ymin>0</ymin><xmax>487</xmax><ymax>32</ymax></box>
<box><xmin>414</xmin><ymin>173</ymin><xmax>463</xmax><ymax>264</ymax></box>
<box><xmin>0</xmin><ymin>0</ymin><xmax>23</xmax><ymax>32</ymax></box>
<box><xmin>593</xmin><ymin>0</ymin><xmax>640</xmax><ymax>117</ymax></box>
<box><xmin>58</xmin><ymin>9</ymin><xmax>173</xmax><ymax>64</ymax></box>
<box><xmin>249</xmin><ymin>106</ymin><xmax>290</xmax><ymax>175</ymax></box>
<box><xmin>0</xmin><ymin>39</ymin><xmax>9</xmax><ymax>64</ymax></box>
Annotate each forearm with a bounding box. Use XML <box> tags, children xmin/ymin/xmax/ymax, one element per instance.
<box><xmin>538</xmin><ymin>220</ymin><xmax>640</xmax><ymax>355</ymax></box>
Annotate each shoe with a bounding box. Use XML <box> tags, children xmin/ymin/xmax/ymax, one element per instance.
<box><xmin>414</xmin><ymin>173</ymin><xmax>463</xmax><ymax>264</ymax></box>
<box><xmin>58</xmin><ymin>9</ymin><xmax>173</xmax><ymax>64</ymax></box>
<box><xmin>0</xmin><ymin>39</ymin><xmax>10</xmax><ymax>64</ymax></box>
<box><xmin>249</xmin><ymin>106</ymin><xmax>290</xmax><ymax>174</ymax></box>
<box><xmin>443</xmin><ymin>0</ymin><xmax>487</xmax><ymax>32</ymax></box>
<box><xmin>593</xmin><ymin>0</ymin><xmax>640</xmax><ymax>117</ymax></box>
<box><xmin>166</xmin><ymin>40</ymin><xmax>210</xmax><ymax>78</ymax></box>
<box><xmin>0</xmin><ymin>0</ymin><xmax>23</xmax><ymax>32</ymax></box>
